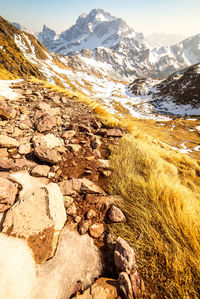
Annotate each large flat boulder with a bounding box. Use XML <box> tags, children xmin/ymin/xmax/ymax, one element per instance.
<box><xmin>2</xmin><ymin>183</ymin><xmax>66</xmax><ymax>263</ymax></box>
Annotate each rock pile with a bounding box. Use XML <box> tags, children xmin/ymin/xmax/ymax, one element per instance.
<box><xmin>0</xmin><ymin>79</ymin><xmax>152</xmax><ymax>298</ymax></box>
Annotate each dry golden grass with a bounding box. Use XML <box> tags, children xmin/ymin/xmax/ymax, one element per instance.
<box><xmin>0</xmin><ymin>68</ymin><xmax>18</xmax><ymax>80</ymax></box>
<box><xmin>105</xmin><ymin>134</ymin><xmax>200</xmax><ymax>298</ymax></box>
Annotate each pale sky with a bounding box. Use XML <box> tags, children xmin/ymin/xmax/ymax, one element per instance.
<box><xmin>1</xmin><ymin>0</ymin><xmax>200</xmax><ymax>37</ymax></box>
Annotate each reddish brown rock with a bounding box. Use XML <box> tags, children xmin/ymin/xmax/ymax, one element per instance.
<box><xmin>62</xmin><ymin>130</ymin><xmax>76</xmax><ymax>139</ymax></box>
<box><xmin>108</xmin><ymin>205</ymin><xmax>126</xmax><ymax>223</ymax></box>
<box><xmin>78</xmin><ymin>220</ymin><xmax>91</xmax><ymax>235</ymax></box>
<box><xmin>0</xmin><ymin>107</ymin><xmax>17</xmax><ymax>120</ymax></box>
<box><xmin>66</xmin><ymin>203</ymin><xmax>77</xmax><ymax>216</ymax></box>
<box><xmin>15</xmin><ymin>159</ymin><xmax>36</xmax><ymax>168</ymax></box>
<box><xmin>31</xmin><ymin>165</ymin><xmax>50</xmax><ymax>177</ymax></box>
<box><xmin>0</xmin><ymin>177</ymin><xmax>18</xmax><ymax>212</ymax></box>
<box><xmin>36</xmin><ymin>114</ymin><xmax>57</xmax><ymax>132</ymax></box>
<box><xmin>114</xmin><ymin>237</ymin><xmax>136</xmax><ymax>275</ymax></box>
<box><xmin>79</xmin><ymin>178</ymin><xmax>105</xmax><ymax>195</ymax></box>
<box><xmin>0</xmin><ymin>148</ymin><xmax>8</xmax><ymax>158</ymax></box>
<box><xmin>0</xmin><ymin>158</ymin><xmax>15</xmax><ymax>170</ymax></box>
<box><xmin>86</xmin><ymin>209</ymin><xmax>97</xmax><ymax>219</ymax></box>
<box><xmin>34</xmin><ymin>146</ymin><xmax>61</xmax><ymax>164</ymax></box>
<box><xmin>107</xmin><ymin>128</ymin><xmax>123</xmax><ymax>137</ymax></box>
<box><xmin>58</xmin><ymin>179</ymin><xmax>81</xmax><ymax>196</ymax></box>
<box><xmin>18</xmin><ymin>143</ymin><xmax>32</xmax><ymax>155</ymax></box>
<box><xmin>0</xmin><ymin>135</ymin><xmax>19</xmax><ymax>148</ymax></box>
<box><xmin>89</xmin><ymin>223</ymin><xmax>104</xmax><ymax>238</ymax></box>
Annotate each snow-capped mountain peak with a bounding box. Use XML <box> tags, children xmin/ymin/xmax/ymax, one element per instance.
<box><xmin>37</xmin><ymin>8</ymin><xmax>141</xmax><ymax>55</ymax></box>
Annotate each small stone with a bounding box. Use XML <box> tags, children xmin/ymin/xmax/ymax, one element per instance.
<box><xmin>12</xmin><ymin>154</ymin><xmax>21</xmax><ymax>159</ymax></box>
<box><xmin>52</xmin><ymin>95</ymin><xmax>60</xmax><ymax>104</ymax></box>
<box><xmin>66</xmin><ymin>203</ymin><xmax>77</xmax><ymax>216</ymax></box>
<box><xmin>62</xmin><ymin>130</ymin><xmax>76</xmax><ymax>139</ymax></box>
<box><xmin>63</xmin><ymin>196</ymin><xmax>74</xmax><ymax>208</ymax></box>
<box><xmin>79</xmin><ymin>178</ymin><xmax>105</xmax><ymax>195</ymax></box>
<box><xmin>12</xmin><ymin>127</ymin><xmax>23</xmax><ymax>138</ymax></box>
<box><xmin>0</xmin><ymin>158</ymin><xmax>15</xmax><ymax>170</ymax></box>
<box><xmin>78</xmin><ymin>125</ymin><xmax>91</xmax><ymax>133</ymax></box>
<box><xmin>0</xmin><ymin>135</ymin><xmax>19</xmax><ymax>148</ymax></box>
<box><xmin>118</xmin><ymin>272</ymin><xmax>133</xmax><ymax>299</ymax></box>
<box><xmin>19</xmin><ymin>122</ymin><xmax>29</xmax><ymax>130</ymax></box>
<box><xmin>107</xmin><ymin>128</ymin><xmax>123</xmax><ymax>137</ymax></box>
<box><xmin>18</xmin><ymin>143</ymin><xmax>32</xmax><ymax>155</ymax></box>
<box><xmin>0</xmin><ymin>107</ymin><xmax>17</xmax><ymax>120</ymax></box>
<box><xmin>89</xmin><ymin>223</ymin><xmax>104</xmax><ymax>238</ymax></box>
<box><xmin>5</xmin><ymin>125</ymin><xmax>14</xmax><ymax>134</ymax></box>
<box><xmin>31</xmin><ymin>165</ymin><xmax>50</xmax><ymax>177</ymax></box>
<box><xmin>74</xmin><ymin>216</ymin><xmax>82</xmax><ymax>223</ymax></box>
<box><xmin>90</xmin><ymin>136</ymin><xmax>101</xmax><ymax>149</ymax></box>
<box><xmin>0</xmin><ymin>148</ymin><xmax>8</xmax><ymax>158</ymax></box>
<box><xmin>67</xmin><ymin>144</ymin><xmax>81</xmax><ymax>152</ymax></box>
<box><xmin>86</xmin><ymin>209</ymin><xmax>97</xmax><ymax>219</ymax></box>
<box><xmin>58</xmin><ymin>179</ymin><xmax>81</xmax><ymax>196</ymax></box>
<box><xmin>78</xmin><ymin>220</ymin><xmax>91</xmax><ymax>235</ymax></box>
<box><xmin>48</xmin><ymin>172</ymin><xmax>55</xmax><ymax>178</ymax></box>
<box><xmin>36</xmin><ymin>114</ymin><xmax>56</xmax><ymax>132</ymax></box>
<box><xmin>34</xmin><ymin>146</ymin><xmax>61</xmax><ymax>164</ymax></box>
<box><xmin>0</xmin><ymin>177</ymin><xmax>18</xmax><ymax>212</ymax></box>
<box><xmin>91</xmin><ymin>119</ymin><xmax>102</xmax><ymax>130</ymax></box>
<box><xmin>101</xmin><ymin>170</ymin><xmax>112</xmax><ymax>177</ymax></box>
<box><xmin>98</xmin><ymin>159</ymin><xmax>110</xmax><ymax>169</ymax></box>
<box><xmin>108</xmin><ymin>206</ymin><xmax>126</xmax><ymax>223</ymax></box>
<box><xmin>32</xmin><ymin>134</ymin><xmax>64</xmax><ymax>149</ymax></box>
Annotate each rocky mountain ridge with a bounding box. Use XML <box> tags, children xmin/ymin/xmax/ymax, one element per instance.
<box><xmin>128</xmin><ymin>63</ymin><xmax>200</xmax><ymax>116</ymax></box>
<box><xmin>34</xmin><ymin>9</ymin><xmax>200</xmax><ymax>80</ymax></box>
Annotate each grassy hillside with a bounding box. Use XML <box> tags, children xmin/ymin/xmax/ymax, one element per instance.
<box><xmin>0</xmin><ymin>16</ymin><xmax>45</xmax><ymax>79</ymax></box>
<box><xmin>105</xmin><ymin>134</ymin><xmax>200</xmax><ymax>298</ymax></box>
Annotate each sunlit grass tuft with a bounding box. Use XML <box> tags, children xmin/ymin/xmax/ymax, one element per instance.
<box><xmin>105</xmin><ymin>134</ymin><xmax>200</xmax><ymax>298</ymax></box>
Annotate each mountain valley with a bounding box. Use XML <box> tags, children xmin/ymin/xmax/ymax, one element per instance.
<box><xmin>0</xmin><ymin>8</ymin><xmax>200</xmax><ymax>298</ymax></box>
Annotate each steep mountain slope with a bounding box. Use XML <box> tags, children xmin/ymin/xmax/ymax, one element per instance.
<box><xmin>0</xmin><ymin>16</ymin><xmax>45</xmax><ymax>79</ymax></box>
<box><xmin>128</xmin><ymin>64</ymin><xmax>200</xmax><ymax>116</ymax></box>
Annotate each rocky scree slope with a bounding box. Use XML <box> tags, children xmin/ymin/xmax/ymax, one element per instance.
<box><xmin>128</xmin><ymin>63</ymin><xmax>200</xmax><ymax>116</ymax></box>
<box><xmin>0</xmin><ymin>79</ymin><xmax>156</xmax><ymax>298</ymax></box>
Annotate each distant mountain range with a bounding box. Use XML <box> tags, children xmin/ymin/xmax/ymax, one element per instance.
<box><xmin>1</xmin><ymin>12</ymin><xmax>200</xmax><ymax>117</ymax></box>
<box><xmin>12</xmin><ymin>9</ymin><xmax>200</xmax><ymax>80</ymax></box>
